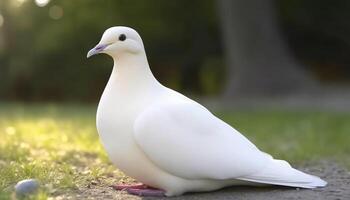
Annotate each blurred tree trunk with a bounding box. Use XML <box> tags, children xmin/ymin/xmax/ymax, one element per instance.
<box><xmin>217</xmin><ymin>0</ymin><xmax>317</xmax><ymax>97</ymax></box>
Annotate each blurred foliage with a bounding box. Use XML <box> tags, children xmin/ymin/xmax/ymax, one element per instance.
<box><xmin>278</xmin><ymin>0</ymin><xmax>350</xmax><ymax>81</ymax></box>
<box><xmin>0</xmin><ymin>0</ymin><xmax>221</xmax><ymax>101</ymax></box>
<box><xmin>0</xmin><ymin>0</ymin><xmax>349</xmax><ymax>101</ymax></box>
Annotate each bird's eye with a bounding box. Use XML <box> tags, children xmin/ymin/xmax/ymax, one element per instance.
<box><xmin>119</xmin><ymin>34</ymin><xmax>126</xmax><ymax>41</ymax></box>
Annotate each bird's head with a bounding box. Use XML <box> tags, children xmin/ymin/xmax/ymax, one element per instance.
<box><xmin>87</xmin><ymin>26</ymin><xmax>145</xmax><ymax>59</ymax></box>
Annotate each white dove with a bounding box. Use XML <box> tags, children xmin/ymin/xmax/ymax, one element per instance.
<box><xmin>87</xmin><ymin>26</ymin><xmax>327</xmax><ymax>197</ymax></box>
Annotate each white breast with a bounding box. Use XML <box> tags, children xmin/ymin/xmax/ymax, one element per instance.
<box><xmin>96</xmin><ymin>82</ymin><xmax>143</xmax><ymax>173</ymax></box>
<box><xmin>96</xmin><ymin>78</ymin><xmax>170</xmax><ymax>188</ymax></box>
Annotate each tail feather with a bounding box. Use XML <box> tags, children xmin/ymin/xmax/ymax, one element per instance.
<box><xmin>237</xmin><ymin>159</ymin><xmax>327</xmax><ymax>188</ymax></box>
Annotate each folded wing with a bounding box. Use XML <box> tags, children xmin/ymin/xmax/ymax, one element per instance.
<box><xmin>133</xmin><ymin>102</ymin><xmax>270</xmax><ymax>180</ymax></box>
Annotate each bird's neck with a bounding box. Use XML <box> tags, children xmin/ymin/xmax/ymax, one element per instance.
<box><xmin>110</xmin><ymin>52</ymin><xmax>159</xmax><ymax>90</ymax></box>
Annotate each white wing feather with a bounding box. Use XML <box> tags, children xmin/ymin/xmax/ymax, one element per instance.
<box><xmin>238</xmin><ymin>159</ymin><xmax>327</xmax><ymax>188</ymax></box>
<box><xmin>133</xmin><ymin>102</ymin><xmax>270</xmax><ymax>180</ymax></box>
<box><xmin>133</xmin><ymin>101</ymin><xmax>327</xmax><ymax>188</ymax></box>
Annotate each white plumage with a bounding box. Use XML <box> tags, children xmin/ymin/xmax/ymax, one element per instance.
<box><xmin>87</xmin><ymin>26</ymin><xmax>327</xmax><ymax>196</ymax></box>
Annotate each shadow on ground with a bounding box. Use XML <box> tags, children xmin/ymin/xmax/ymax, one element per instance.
<box><xmin>73</xmin><ymin>161</ymin><xmax>349</xmax><ymax>200</ymax></box>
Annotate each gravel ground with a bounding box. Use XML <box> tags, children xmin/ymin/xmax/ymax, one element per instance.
<box><xmin>69</xmin><ymin>161</ymin><xmax>349</xmax><ymax>200</ymax></box>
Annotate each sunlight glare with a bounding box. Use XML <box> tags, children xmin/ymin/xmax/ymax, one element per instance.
<box><xmin>35</xmin><ymin>0</ymin><xmax>50</xmax><ymax>7</ymax></box>
<box><xmin>49</xmin><ymin>5</ymin><xmax>63</xmax><ymax>20</ymax></box>
<box><xmin>0</xmin><ymin>14</ymin><xmax>4</xmax><ymax>27</ymax></box>
<box><xmin>12</xmin><ymin>0</ymin><xmax>27</xmax><ymax>7</ymax></box>
<box><xmin>5</xmin><ymin>126</ymin><xmax>16</xmax><ymax>135</ymax></box>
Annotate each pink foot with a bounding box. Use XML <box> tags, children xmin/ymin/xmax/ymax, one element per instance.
<box><xmin>126</xmin><ymin>188</ymin><xmax>165</xmax><ymax>197</ymax></box>
<box><xmin>112</xmin><ymin>183</ymin><xmax>148</xmax><ymax>190</ymax></box>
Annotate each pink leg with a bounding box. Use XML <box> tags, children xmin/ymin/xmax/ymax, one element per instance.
<box><xmin>126</xmin><ymin>188</ymin><xmax>165</xmax><ymax>197</ymax></box>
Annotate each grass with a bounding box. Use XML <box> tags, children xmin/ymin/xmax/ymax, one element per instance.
<box><xmin>0</xmin><ymin>103</ymin><xmax>349</xmax><ymax>199</ymax></box>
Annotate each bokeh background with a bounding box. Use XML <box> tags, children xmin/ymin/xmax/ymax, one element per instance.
<box><xmin>1</xmin><ymin>0</ymin><xmax>350</xmax><ymax>102</ymax></box>
<box><xmin>1</xmin><ymin>0</ymin><xmax>350</xmax><ymax>199</ymax></box>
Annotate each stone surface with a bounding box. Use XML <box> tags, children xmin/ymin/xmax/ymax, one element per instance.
<box><xmin>69</xmin><ymin>161</ymin><xmax>349</xmax><ymax>200</ymax></box>
<box><xmin>15</xmin><ymin>179</ymin><xmax>39</xmax><ymax>196</ymax></box>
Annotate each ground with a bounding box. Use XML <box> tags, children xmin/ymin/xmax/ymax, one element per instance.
<box><xmin>67</xmin><ymin>161</ymin><xmax>350</xmax><ymax>200</ymax></box>
<box><xmin>0</xmin><ymin>103</ymin><xmax>349</xmax><ymax>199</ymax></box>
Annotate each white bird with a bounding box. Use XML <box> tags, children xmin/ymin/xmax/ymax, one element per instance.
<box><xmin>87</xmin><ymin>26</ymin><xmax>327</xmax><ymax>197</ymax></box>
